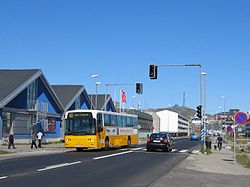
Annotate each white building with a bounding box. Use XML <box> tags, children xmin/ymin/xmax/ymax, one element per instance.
<box><xmin>148</xmin><ymin>109</ymin><xmax>190</xmax><ymax>136</ymax></box>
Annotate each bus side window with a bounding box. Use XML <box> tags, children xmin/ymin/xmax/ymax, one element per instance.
<box><xmin>104</xmin><ymin>114</ymin><xmax>111</xmax><ymax>126</ymax></box>
<box><xmin>111</xmin><ymin>115</ymin><xmax>117</xmax><ymax>126</ymax></box>
<box><xmin>117</xmin><ymin>116</ymin><xmax>123</xmax><ymax>127</ymax></box>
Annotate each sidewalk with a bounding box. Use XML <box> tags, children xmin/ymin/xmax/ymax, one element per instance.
<box><xmin>151</xmin><ymin>146</ymin><xmax>250</xmax><ymax>187</ymax></box>
<box><xmin>0</xmin><ymin>143</ymin><xmax>67</xmax><ymax>160</ymax></box>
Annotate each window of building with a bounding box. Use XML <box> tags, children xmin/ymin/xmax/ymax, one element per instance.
<box><xmin>27</xmin><ymin>80</ymin><xmax>38</xmax><ymax>109</ymax></box>
<box><xmin>2</xmin><ymin>112</ymin><xmax>11</xmax><ymax>137</ymax></box>
<box><xmin>75</xmin><ymin>96</ymin><xmax>81</xmax><ymax>109</ymax></box>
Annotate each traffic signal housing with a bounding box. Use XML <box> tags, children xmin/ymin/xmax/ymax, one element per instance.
<box><xmin>149</xmin><ymin>64</ymin><xmax>157</xmax><ymax>79</ymax></box>
<box><xmin>136</xmin><ymin>83</ymin><xmax>143</xmax><ymax>94</ymax></box>
<box><xmin>196</xmin><ymin>105</ymin><xmax>202</xmax><ymax>119</ymax></box>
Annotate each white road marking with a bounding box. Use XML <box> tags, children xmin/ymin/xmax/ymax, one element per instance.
<box><xmin>179</xmin><ymin>149</ymin><xmax>188</xmax><ymax>153</ymax></box>
<box><xmin>120</xmin><ymin>148</ymin><xmax>129</xmax><ymax>151</ymax></box>
<box><xmin>131</xmin><ymin>147</ymin><xmax>143</xmax><ymax>151</ymax></box>
<box><xmin>37</xmin><ymin>161</ymin><xmax>82</xmax><ymax>172</ymax></box>
<box><xmin>0</xmin><ymin>176</ymin><xmax>8</xmax><ymax>180</ymax></box>
<box><xmin>171</xmin><ymin>149</ymin><xmax>178</xmax><ymax>152</ymax></box>
<box><xmin>93</xmin><ymin>151</ymin><xmax>133</xmax><ymax>160</ymax></box>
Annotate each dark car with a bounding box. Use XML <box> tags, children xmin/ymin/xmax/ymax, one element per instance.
<box><xmin>146</xmin><ymin>133</ymin><xmax>173</xmax><ymax>152</ymax></box>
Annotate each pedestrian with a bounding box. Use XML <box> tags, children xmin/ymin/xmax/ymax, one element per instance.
<box><xmin>216</xmin><ymin>134</ymin><xmax>223</xmax><ymax>151</ymax></box>
<box><xmin>37</xmin><ymin>131</ymin><xmax>43</xmax><ymax>148</ymax></box>
<box><xmin>8</xmin><ymin>133</ymin><xmax>15</xmax><ymax>149</ymax></box>
<box><xmin>31</xmin><ymin>132</ymin><xmax>37</xmax><ymax>149</ymax></box>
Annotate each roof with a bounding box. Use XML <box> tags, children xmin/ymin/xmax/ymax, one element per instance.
<box><xmin>0</xmin><ymin>69</ymin><xmax>64</xmax><ymax>112</ymax></box>
<box><xmin>89</xmin><ymin>94</ymin><xmax>115</xmax><ymax>111</ymax></box>
<box><xmin>52</xmin><ymin>85</ymin><xmax>90</xmax><ymax>111</ymax></box>
<box><xmin>0</xmin><ymin>69</ymin><xmax>40</xmax><ymax>107</ymax></box>
<box><xmin>150</xmin><ymin>106</ymin><xmax>196</xmax><ymax>120</ymax></box>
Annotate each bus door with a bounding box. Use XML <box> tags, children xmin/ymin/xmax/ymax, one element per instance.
<box><xmin>97</xmin><ymin>113</ymin><xmax>105</xmax><ymax>148</ymax></box>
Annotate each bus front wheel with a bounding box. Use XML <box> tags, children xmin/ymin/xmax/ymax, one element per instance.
<box><xmin>76</xmin><ymin>148</ymin><xmax>83</xmax><ymax>152</ymax></box>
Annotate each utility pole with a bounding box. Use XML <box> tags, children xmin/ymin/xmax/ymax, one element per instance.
<box><xmin>149</xmin><ymin>63</ymin><xmax>205</xmax><ymax>149</ymax></box>
<box><xmin>105</xmin><ymin>83</ymin><xmax>141</xmax><ymax>112</ymax></box>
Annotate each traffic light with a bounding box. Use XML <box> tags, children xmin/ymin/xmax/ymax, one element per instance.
<box><xmin>196</xmin><ymin>105</ymin><xmax>202</xmax><ymax>119</ymax></box>
<box><xmin>136</xmin><ymin>83</ymin><xmax>143</xmax><ymax>94</ymax></box>
<box><xmin>149</xmin><ymin>64</ymin><xmax>157</xmax><ymax>79</ymax></box>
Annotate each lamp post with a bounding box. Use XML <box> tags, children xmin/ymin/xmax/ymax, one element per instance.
<box><xmin>201</xmin><ymin>72</ymin><xmax>207</xmax><ymax>149</ymax></box>
<box><xmin>95</xmin><ymin>82</ymin><xmax>101</xmax><ymax>110</ymax></box>
<box><xmin>221</xmin><ymin>96</ymin><xmax>226</xmax><ymax>118</ymax></box>
<box><xmin>132</xmin><ymin>95</ymin><xmax>136</xmax><ymax>109</ymax></box>
<box><xmin>218</xmin><ymin>106</ymin><xmax>223</xmax><ymax>130</ymax></box>
<box><xmin>91</xmin><ymin>74</ymin><xmax>99</xmax><ymax>110</ymax></box>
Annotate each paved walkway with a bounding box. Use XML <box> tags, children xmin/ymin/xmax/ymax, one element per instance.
<box><xmin>0</xmin><ymin>143</ymin><xmax>67</xmax><ymax>160</ymax></box>
<box><xmin>151</xmin><ymin>146</ymin><xmax>250</xmax><ymax>187</ymax></box>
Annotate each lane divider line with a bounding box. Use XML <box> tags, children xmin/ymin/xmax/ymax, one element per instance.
<box><xmin>37</xmin><ymin>161</ymin><xmax>82</xmax><ymax>172</ymax></box>
<box><xmin>93</xmin><ymin>151</ymin><xmax>133</xmax><ymax>160</ymax></box>
<box><xmin>171</xmin><ymin>149</ymin><xmax>178</xmax><ymax>152</ymax></box>
<box><xmin>179</xmin><ymin>150</ymin><xmax>188</xmax><ymax>153</ymax></box>
<box><xmin>120</xmin><ymin>148</ymin><xmax>129</xmax><ymax>151</ymax></box>
<box><xmin>131</xmin><ymin>148</ymin><xmax>143</xmax><ymax>151</ymax></box>
<box><xmin>0</xmin><ymin>176</ymin><xmax>8</xmax><ymax>180</ymax></box>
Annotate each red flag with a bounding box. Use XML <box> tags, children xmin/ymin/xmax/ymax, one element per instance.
<box><xmin>121</xmin><ymin>90</ymin><xmax>127</xmax><ymax>103</ymax></box>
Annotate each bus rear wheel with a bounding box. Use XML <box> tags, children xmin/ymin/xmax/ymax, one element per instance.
<box><xmin>105</xmin><ymin>138</ymin><xmax>109</xmax><ymax>151</ymax></box>
<box><xmin>127</xmin><ymin>137</ymin><xmax>131</xmax><ymax>148</ymax></box>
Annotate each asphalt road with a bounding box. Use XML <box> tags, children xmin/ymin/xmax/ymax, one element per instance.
<box><xmin>0</xmin><ymin>138</ymin><xmax>199</xmax><ymax>187</ymax></box>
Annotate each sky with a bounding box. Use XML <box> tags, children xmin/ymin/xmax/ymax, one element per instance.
<box><xmin>0</xmin><ymin>0</ymin><xmax>249</xmax><ymax>114</ymax></box>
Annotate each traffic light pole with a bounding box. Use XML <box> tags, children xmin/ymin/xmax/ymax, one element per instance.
<box><xmin>151</xmin><ymin>64</ymin><xmax>205</xmax><ymax>149</ymax></box>
<box><xmin>104</xmin><ymin>83</ymin><xmax>136</xmax><ymax>112</ymax></box>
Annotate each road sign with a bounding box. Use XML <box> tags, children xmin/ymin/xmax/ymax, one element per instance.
<box><xmin>234</xmin><ymin>112</ymin><xmax>248</xmax><ymax>125</ymax></box>
<box><xmin>227</xmin><ymin>126</ymin><xmax>232</xmax><ymax>132</ymax></box>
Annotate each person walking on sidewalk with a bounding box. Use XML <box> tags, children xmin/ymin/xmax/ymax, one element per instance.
<box><xmin>8</xmin><ymin>133</ymin><xmax>15</xmax><ymax>149</ymax></box>
<box><xmin>37</xmin><ymin>131</ymin><xmax>43</xmax><ymax>148</ymax></box>
<box><xmin>216</xmin><ymin>134</ymin><xmax>223</xmax><ymax>151</ymax></box>
<box><xmin>31</xmin><ymin>132</ymin><xmax>37</xmax><ymax>149</ymax></box>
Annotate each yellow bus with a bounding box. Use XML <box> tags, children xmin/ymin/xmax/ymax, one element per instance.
<box><xmin>64</xmin><ymin>110</ymin><xmax>138</xmax><ymax>151</ymax></box>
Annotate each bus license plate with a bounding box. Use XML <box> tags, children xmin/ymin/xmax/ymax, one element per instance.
<box><xmin>75</xmin><ymin>144</ymin><xmax>83</xmax><ymax>147</ymax></box>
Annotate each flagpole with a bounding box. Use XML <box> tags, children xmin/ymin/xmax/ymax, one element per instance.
<box><xmin>119</xmin><ymin>89</ymin><xmax>122</xmax><ymax>113</ymax></box>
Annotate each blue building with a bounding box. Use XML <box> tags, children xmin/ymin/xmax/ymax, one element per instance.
<box><xmin>0</xmin><ymin>69</ymin><xmax>64</xmax><ymax>143</ymax></box>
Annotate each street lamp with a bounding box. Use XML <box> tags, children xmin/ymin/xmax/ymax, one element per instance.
<box><xmin>95</xmin><ymin>82</ymin><xmax>102</xmax><ymax>110</ymax></box>
<box><xmin>91</xmin><ymin>74</ymin><xmax>98</xmax><ymax>78</ymax></box>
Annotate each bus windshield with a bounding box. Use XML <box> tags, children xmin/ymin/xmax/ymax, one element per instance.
<box><xmin>65</xmin><ymin>112</ymin><xmax>96</xmax><ymax>135</ymax></box>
